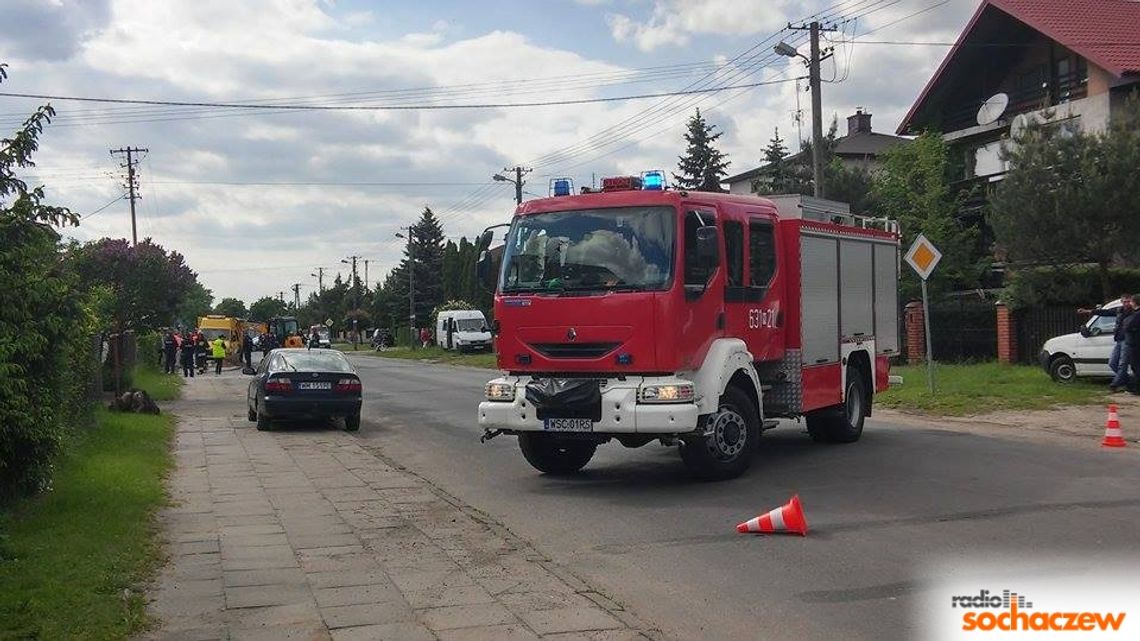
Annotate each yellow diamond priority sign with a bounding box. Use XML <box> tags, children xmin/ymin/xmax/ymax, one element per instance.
<box><xmin>904</xmin><ymin>234</ymin><xmax>942</xmax><ymax>281</ymax></box>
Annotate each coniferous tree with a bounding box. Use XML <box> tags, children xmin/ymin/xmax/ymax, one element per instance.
<box><xmin>673</xmin><ymin>108</ymin><xmax>730</xmax><ymax>192</ymax></box>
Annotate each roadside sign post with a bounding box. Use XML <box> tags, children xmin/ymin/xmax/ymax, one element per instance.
<box><xmin>904</xmin><ymin>234</ymin><xmax>943</xmax><ymax>394</ymax></box>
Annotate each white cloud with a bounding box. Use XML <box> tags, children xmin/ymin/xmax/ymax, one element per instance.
<box><xmin>2</xmin><ymin>0</ymin><xmax>979</xmax><ymax>304</ymax></box>
<box><xmin>607</xmin><ymin>0</ymin><xmax>795</xmax><ymax>52</ymax></box>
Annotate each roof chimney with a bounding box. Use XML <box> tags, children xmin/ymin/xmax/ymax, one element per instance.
<box><xmin>847</xmin><ymin>108</ymin><xmax>872</xmax><ymax>136</ymax></box>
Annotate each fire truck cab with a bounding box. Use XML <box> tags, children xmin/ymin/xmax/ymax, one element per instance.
<box><xmin>477</xmin><ymin>175</ymin><xmax>899</xmax><ymax>480</ymax></box>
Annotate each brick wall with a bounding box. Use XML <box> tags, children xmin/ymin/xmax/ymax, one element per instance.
<box><xmin>905</xmin><ymin>300</ymin><xmax>925</xmax><ymax>364</ymax></box>
<box><xmin>995</xmin><ymin>302</ymin><xmax>1017</xmax><ymax>364</ymax></box>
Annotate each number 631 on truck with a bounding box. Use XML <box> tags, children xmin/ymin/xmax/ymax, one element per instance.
<box><xmin>476</xmin><ymin>173</ymin><xmax>900</xmax><ymax>480</ymax></box>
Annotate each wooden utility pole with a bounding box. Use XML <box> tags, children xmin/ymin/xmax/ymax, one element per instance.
<box><xmin>788</xmin><ymin>22</ymin><xmax>835</xmax><ymax>198</ymax></box>
<box><xmin>109</xmin><ymin>146</ymin><xmax>148</xmax><ymax>245</ymax></box>
<box><xmin>311</xmin><ymin>267</ymin><xmax>324</xmax><ymax>292</ymax></box>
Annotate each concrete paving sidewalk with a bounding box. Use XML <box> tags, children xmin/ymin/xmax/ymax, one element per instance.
<box><xmin>145</xmin><ymin>372</ymin><xmax>660</xmax><ymax>641</ymax></box>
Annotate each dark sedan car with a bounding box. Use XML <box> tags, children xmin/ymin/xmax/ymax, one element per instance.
<box><xmin>247</xmin><ymin>348</ymin><xmax>362</xmax><ymax>431</ymax></box>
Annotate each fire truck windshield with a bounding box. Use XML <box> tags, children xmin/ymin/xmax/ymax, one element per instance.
<box><xmin>500</xmin><ymin>206</ymin><xmax>675</xmax><ymax>293</ymax></box>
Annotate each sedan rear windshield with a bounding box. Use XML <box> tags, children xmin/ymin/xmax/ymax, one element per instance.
<box><xmin>275</xmin><ymin>351</ymin><xmax>354</xmax><ymax>373</ymax></box>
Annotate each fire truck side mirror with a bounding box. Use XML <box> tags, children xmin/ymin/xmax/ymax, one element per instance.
<box><xmin>695</xmin><ymin>225</ymin><xmax>719</xmax><ymax>267</ymax></box>
<box><xmin>477</xmin><ymin>250</ymin><xmax>495</xmax><ymax>291</ymax></box>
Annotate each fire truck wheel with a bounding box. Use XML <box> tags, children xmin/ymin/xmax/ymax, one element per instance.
<box><xmin>518</xmin><ymin>434</ymin><xmax>597</xmax><ymax>475</ymax></box>
<box><xmin>806</xmin><ymin>368</ymin><xmax>866</xmax><ymax>443</ymax></box>
<box><xmin>679</xmin><ymin>386</ymin><xmax>759</xmax><ymax>481</ymax></box>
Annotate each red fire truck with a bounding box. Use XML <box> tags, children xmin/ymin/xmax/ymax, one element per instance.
<box><xmin>476</xmin><ymin>174</ymin><xmax>899</xmax><ymax>480</ymax></box>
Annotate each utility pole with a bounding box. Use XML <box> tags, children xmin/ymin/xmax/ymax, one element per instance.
<box><xmin>278</xmin><ymin>291</ymin><xmax>285</xmax><ymax>303</ymax></box>
<box><xmin>364</xmin><ymin>259</ymin><xmax>369</xmax><ymax>290</ymax></box>
<box><xmin>494</xmin><ymin>167</ymin><xmax>532</xmax><ymax>205</ymax></box>
<box><xmin>784</xmin><ymin>22</ymin><xmax>835</xmax><ymax>198</ymax></box>
<box><xmin>395</xmin><ymin>228</ymin><xmax>415</xmax><ymax>348</ymax></box>
<box><xmin>311</xmin><ymin>267</ymin><xmax>325</xmax><ymax>292</ymax></box>
<box><xmin>341</xmin><ymin>255</ymin><xmax>362</xmax><ymax>309</ymax></box>
<box><xmin>291</xmin><ymin>283</ymin><xmax>301</xmax><ymax>310</ymax></box>
<box><xmin>109</xmin><ymin>146</ymin><xmax>148</xmax><ymax>246</ymax></box>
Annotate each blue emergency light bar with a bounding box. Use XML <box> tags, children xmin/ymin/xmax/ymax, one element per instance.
<box><xmin>549</xmin><ymin>177</ymin><xmax>573</xmax><ymax>197</ymax></box>
<box><xmin>641</xmin><ymin>170</ymin><xmax>666</xmax><ymax>190</ymax></box>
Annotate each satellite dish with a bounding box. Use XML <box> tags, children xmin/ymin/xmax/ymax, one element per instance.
<box><xmin>976</xmin><ymin>93</ymin><xmax>1009</xmax><ymax>126</ymax></box>
<box><xmin>1009</xmin><ymin>113</ymin><xmax>1030</xmax><ymax>139</ymax></box>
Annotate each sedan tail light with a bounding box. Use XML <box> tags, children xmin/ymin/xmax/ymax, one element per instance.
<box><xmin>335</xmin><ymin>378</ymin><xmax>362</xmax><ymax>393</ymax></box>
<box><xmin>265</xmin><ymin>377</ymin><xmax>293</xmax><ymax>393</ymax></box>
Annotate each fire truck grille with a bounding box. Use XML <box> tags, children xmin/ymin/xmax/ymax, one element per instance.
<box><xmin>529</xmin><ymin>342</ymin><xmax>621</xmax><ymax>359</ymax></box>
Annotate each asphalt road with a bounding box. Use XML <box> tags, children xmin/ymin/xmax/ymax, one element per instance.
<box><xmin>344</xmin><ymin>353</ymin><xmax>1140</xmax><ymax>641</ymax></box>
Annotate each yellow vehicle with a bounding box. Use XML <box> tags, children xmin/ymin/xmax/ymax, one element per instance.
<box><xmin>196</xmin><ymin>315</ymin><xmax>242</xmax><ymax>362</ymax></box>
<box><xmin>267</xmin><ymin>316</ymin><xmax>305</xmax><ymax>348</ymax></box>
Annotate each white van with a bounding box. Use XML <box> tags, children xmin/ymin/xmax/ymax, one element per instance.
<box><xmin>1039</xmin><ymin>299</ymin><xmax>1121</xmax><ymax>382</ymax></box>
<box><xmin>436</xmin><ymin>310</ymin><xmax>493</xmax><ymax>353</ymax></box>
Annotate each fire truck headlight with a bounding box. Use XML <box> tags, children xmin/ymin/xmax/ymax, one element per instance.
<box><xmin>638</xmin><ymin>383</ymin><xmax>694</xmax><ymax>403</ymax></box>
<box><xmin>484</xmin><ymin>381</ymin><xmax>516</xmax><ymax>402</ymax></box>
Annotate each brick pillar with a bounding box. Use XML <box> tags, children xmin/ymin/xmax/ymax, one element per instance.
<box><xmin>996</xmin><ymin>301</ymin><xmax>1017</xmax><ymax>364</ymax></box>
<box><xmin>905</xmin><ymin>300</ymin><xmax>925</xmax><ymax>365</ymax></box>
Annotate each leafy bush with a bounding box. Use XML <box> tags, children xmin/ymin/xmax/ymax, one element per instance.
<box><xmin>1002</xmin><ymin>266</ymin><xmax>1140</xmax><ymax>310</ymax></box>
<box><xmin>0</xmin><ymin>63</ymin><xmax>95</xmax><ymax>501</ymax></box>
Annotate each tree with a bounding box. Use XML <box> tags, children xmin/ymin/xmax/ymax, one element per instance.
<box><xmin>385</xmin><ymin>207</ymin><xmax>446</xmax><ymax>328</ymax></box>
<box><xmin>249</xmin><ymin>296</ymin><xmax>287</xmax><ymax>321</ymax></box>
<box><xmin>990</xmin><ymin>99</ymin><xmax>1140</xmax><ymax>299</ymax></box>
<box><xmin>674</xmin><ymin>108</ymin><xmax>730</xmax><ymax>192</ymax></box>
<box><xmin>214</xmin><ymin>297</ymin><xmax>247</xmax><ymax>318</ymax></box>
<box><xmin>66</xmin><ymin>237</ymin><xmax>200</xmax><ymax>334</ymax></box>
<box><xmin>872</xmin><ymin>131</ymin><xmax>987</xmax><ymax>300</ymax></box>
<box><xmin>175</xmin><ymin>281</ymin><xmax>213</xmax><ymax>327</ymax></box>
<box><xmin>1</xmin><ymin>61</ymin><xmax>96</xmax><ymax>499</ymax></box>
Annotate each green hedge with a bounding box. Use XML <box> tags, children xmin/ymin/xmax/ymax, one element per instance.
<box><xmin>0</xmin><ymin>216</ymin><xmax>100</xmax><ymax>501</ymax></box>
<box><xmin>1002</xmin><ymin>266</ymin><xmax>1140</xmax><ymax>310</ymax></box>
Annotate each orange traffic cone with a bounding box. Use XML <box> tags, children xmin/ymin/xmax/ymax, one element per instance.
<box><xmin>1102</xmin><ymin>404</ymin><xmax>1126</xmax><ymax>448</ymax></box>
<box><xmin>736</xmin><ymin>495</ymin><xmax>808</xmax><ymax>536</ymax></box>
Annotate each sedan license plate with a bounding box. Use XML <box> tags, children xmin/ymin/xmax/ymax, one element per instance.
<box><xmin>297</xmin><ymin>381</ymin><xmax>331</xmax><ymax>390</ymax></box>
<box><xmin>543</xmin><ymin>417</ymin><xmax>593</xmax><ymax>432</ymax></box>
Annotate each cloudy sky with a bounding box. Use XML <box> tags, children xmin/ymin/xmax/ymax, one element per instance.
<box><xmin>1</xmin><ymin>0</ymin><xmax>979</xmax><ymax>304</ymax></box>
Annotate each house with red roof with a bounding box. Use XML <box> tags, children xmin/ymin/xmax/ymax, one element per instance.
<box><xmin>897</xmin><ymin>0</ymin><xmax>1140</xmax><ymax>182</ymax></box>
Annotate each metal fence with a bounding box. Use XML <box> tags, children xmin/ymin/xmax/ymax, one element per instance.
<box><xmin>1014</xmin><ymin>306</ymin><xmax>1084</xmax><ymax>365</ymax></box>
<box><xmin>929</xmin><ymin>297</ymin><xmax>998</xmax><ymax>362</ymax></box>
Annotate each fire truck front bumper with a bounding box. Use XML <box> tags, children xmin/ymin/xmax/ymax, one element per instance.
<box><xmin>478</xmin><ymin>375</ymin><xmax>701</xmax><ymax>435</ymax></box>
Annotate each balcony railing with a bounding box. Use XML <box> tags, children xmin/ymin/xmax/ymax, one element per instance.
<box><xmin>941</xmin><ymin>71</ymin><xmax>1088</xmax><ymax>134</ymax></box>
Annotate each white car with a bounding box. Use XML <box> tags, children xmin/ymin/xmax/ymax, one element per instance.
<box><xmin>1039</xmin><ymin>299</ymin><xmax>1121</xmax><ymax>383</ymax></box>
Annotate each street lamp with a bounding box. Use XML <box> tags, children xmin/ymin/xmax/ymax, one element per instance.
<box><xmin>775</xmin><ymin>34</ymin><xmax>825</xmax><ymax>198</ymax></box>
<box><xmin>774</xmin><ymin>41</ymin><xmax>804</xmax><ymax>60</ymax></box>
<box><xmin>395</xmin><ymin>230</ymin><xmax>416</xmax><ymax>349</ymax></box>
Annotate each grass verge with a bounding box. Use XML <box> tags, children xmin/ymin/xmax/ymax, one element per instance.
<box><xmin>132</xmin><ymin>364</ymin><xmax>183</xmax><ymax>401</ymax></box>
<box><xmin>0</xmin><ymin>365</ymin><xmax>178</xmax><ymax>639</ymax></box>
<box><xmin>352</xmin><ymin>345</ymin><xmax>498</xmax><ymax>369</ymax></box>
<box><xmin>878</xmin><ymin>362</ymin><xmax>1108</xmax><ymax>416</ymax></box>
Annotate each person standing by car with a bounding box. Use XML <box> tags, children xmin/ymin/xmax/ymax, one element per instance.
<box><xmin>241</xmin><ymin>331</ymin><xmax>254</xmax><ymax>370</ymax></box>
<box><xmin>309</xmin><ymin>326</ymin><xmax>321</xmax><ymax>350</ymax></box>
<box><xmin>419</xmin><ymin>326</ymin><xmax>432</xmax><ymax>348</ymax></box>
<box><xmin>1109</xmin><ymin>294</ymin><xmax>1135</xmax><ymax>392</ymax></box>
<box><xmin>1125</xmin><ymin>294</ymin><xmax>1140</xmax><ymax>395</ymax></box>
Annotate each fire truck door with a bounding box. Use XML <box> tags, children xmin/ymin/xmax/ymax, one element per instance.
<box><xmin>723</xmin><ymin>215</ymin><xmax>783</xmax><ymax>360</ymax></box>
<box><xmin>676</xmin><ymin>209</ymin><xmax>724</xmax><ymax>370</ymax></box>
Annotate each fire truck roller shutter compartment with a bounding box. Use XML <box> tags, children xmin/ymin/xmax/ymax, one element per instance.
<box><xmin>874</xmin><ymin>242</ymin><xmax>899</xmax><ymax>356</ymax></box>
<box><xmin>800</xmin><ymin>234</ymin><xmax>840</xmax><ymax>366</ymax></box>
<box><xmin>839</xmin><ymin>240</ymin><xmax>874</xmax><ymax>340</ymax></box>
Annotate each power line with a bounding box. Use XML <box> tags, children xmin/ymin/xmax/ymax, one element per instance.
<box><xmin>0</xmin><ymin>77</ymin><xmax>804</xmax><ymax>113</ymax></box>
<box><xmin>80</xmin><ymin>193</ymin><xmax>127</xmax><ymax>220</ymax></box>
